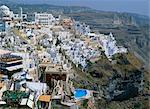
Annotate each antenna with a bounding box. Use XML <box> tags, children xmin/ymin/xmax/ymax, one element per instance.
<box><xmin>20</xmin><ymin>7</ymin><xmax>23</xmax><ymax>21</ymax></box>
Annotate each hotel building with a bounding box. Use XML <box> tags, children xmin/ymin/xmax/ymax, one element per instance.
<box><xmin>35</xmin><ymin>13</ymin><xmax>55</xmax><ymax>26</ymax></box>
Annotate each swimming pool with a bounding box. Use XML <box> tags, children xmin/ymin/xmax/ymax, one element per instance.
<box><xmin>74</xmin><ymin>89</ymin><xmax>87</xmax><ymax>99</ymax></box>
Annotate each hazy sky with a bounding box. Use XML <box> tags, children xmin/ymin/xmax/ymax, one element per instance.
<box><xmin>12</xmin><ymin>0</ymin><xmax>150</xmax><ymax>16</ymax></box>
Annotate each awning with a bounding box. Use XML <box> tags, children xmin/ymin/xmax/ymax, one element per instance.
<box><xmin>0</xmin><ymin>83</ymin><xmax>4</xmax><ymax>88</ymax></box>
<box><xmin>6</xmin><ymin>65</ymin><xmax>23</xmax><ymax>71</ymax></box>
<box><xmin>6</xmin><ymin>60</ymin><xmax>22</xmax><ymax>64</ymax></box>
<box><xmin>38</xmin><ymin>95</ymin><xmax>51</xmax><ymax>102</ymax></box>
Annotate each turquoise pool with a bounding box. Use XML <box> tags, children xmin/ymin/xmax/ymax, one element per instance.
<box><xmin>74</xmin><ymin>89</ymin><xmax>87</xmax><ymax>99</ymax></box>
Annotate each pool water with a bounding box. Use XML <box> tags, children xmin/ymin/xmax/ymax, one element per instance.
<box><xmin>74</xmin><ymin>89</ymin><xmax>87</xmax><ymax>99</ymax></box>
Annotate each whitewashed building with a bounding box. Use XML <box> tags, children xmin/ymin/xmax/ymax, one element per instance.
<box><xmin>98</xmin><ymin>33</ymin><xmax>127</xmax><ymax>59</ymax></box>
<box><xmin>35</xmin><ymin>13</ymin><xmax>55</xmax><ymax>26</ymax></box>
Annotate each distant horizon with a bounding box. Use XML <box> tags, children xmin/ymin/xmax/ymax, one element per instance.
<box><xmin>3</xmin><ymin>0</ymin><xmax>150</xmax><ymax>17</ymax></box>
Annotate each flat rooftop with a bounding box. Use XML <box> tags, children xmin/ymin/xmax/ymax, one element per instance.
<box><xmin>0</xmin><ymin>49</ymin><xmax>11</xmax><ymax>55</ymax></box>
<box><xmin>45</xmin><ymin>64</ymin><xmax>68</xmax><ymax>75</ymax></box>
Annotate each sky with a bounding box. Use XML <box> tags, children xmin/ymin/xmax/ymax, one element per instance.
<box><xmin>10</xmin><ymin>0</ymin><xmax>150</xmax><ymax>16</ymax></box>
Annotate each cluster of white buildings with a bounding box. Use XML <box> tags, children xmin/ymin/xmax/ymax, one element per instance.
<box><xmin>0</xmin><ymin>5</ymin><xmax>57</xmax><ymax>33</ymax></box>
<box><xmin>0</xmin><ymin>5</ymin><xmax>55</xmax><ymax>25</ymax></box>
<box><xmin>0</xmin><ymin>5</ymin><xmax>127</xmax><ymax>69</ymax></box>
<box><xmin>98</xmin><ymin>33</ymin><xmax>127</xmax><ymax>59</ymax></box>
<box><xmin>61</xmin><ymin>38</ymin><xmax>101</xmax><ymax>68</ymax></box>
<box><xmin>84</xmin><ymin>31</ymin><xmax>128</xmax><ymax>63</ymax></box>
<box><xmin>73</xmin><ymin>22</ymin><xmax>127</xmax><ymax>60</ymax></box>
<box><xmin>80</xmin><ymin>31</ymin><xmax>127</xmax><ymax>60</ymax></box>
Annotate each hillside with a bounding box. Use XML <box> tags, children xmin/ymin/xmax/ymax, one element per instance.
<box><xmin>0</xmin><ymin>3</ymin><xmax>149</xmax><ymax>109</ymax></box>
<box><xmin>1</xmin><ymin>3</ymin><xmax>149</xmax><ymax>68</ymax></box>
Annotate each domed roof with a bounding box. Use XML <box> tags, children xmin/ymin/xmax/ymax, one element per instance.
<box><xmin>0</xmin><ymin>5</ymin><xmax>10</xmax><ymax>16</ymax></box>
<box><xmin>0</xmin><ymin>5</ymin><xmax>9</xmax><ymax>10</ymax></box>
